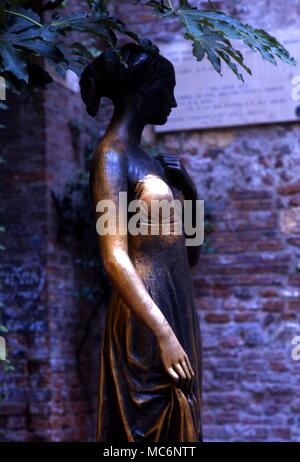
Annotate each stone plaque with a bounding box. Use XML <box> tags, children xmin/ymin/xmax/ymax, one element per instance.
<box><xmin>156</xmin><ymin>29</ymin><xmax>300</xmax><ymax>132</ymax></box>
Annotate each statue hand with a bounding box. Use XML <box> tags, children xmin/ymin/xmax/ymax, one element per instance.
<box><xmin>157</xmin><ymin>153</ymin><xmax>182</xmax><ymax>172</ymax></box>
<box><xmin>157</xmin><ymin>326</ymin><xmax>195</xmax><ymax>392</ymax></box>
<box><xmin>157</xmin><ymin>153</ymin><xmax>198</xmax><ymax>200</ymax></box>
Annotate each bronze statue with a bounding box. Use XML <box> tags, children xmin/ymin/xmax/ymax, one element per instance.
<box><xmin>80</xmin><ymin>43</ymin><xmax>202</xmax><ymax>442</ymax></box>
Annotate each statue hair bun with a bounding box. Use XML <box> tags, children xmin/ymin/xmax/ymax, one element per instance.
<box><xmin>80</xmin><ymin>43</ymin><xmax>160</xmax><ymax>117</ymax></box>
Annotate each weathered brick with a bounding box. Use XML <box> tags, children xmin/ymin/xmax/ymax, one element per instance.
<box><xmin>277</xmin><ymin>181</ymin><xmax>300</xmax><ymax>195</ymax></box>
<box><xmin>262</xmin><ymin>301</ymin><xmax>285</xmax><ymax>312</ymax></box>
<box><xmin>205</xmin><ymin>314</ymin><xmax>231</xmax><ymax>323</ymax></box>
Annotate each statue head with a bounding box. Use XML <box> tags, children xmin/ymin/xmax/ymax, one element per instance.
<box><xmin>79</xmin><ymin>42</ymin><xmax>177</xmax><ymax>125</ymax></box>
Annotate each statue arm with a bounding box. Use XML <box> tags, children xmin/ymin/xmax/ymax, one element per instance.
<box><xmin>89</xmin><ymin>147</ymin><xmax>195</xmax><ymax>388</ymax></box>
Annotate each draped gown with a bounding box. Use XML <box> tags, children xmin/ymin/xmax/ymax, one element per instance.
<box><xmin>96</xmin><ymin>154</ymin><xmax>202</xmax><ymax>442</ymax></box>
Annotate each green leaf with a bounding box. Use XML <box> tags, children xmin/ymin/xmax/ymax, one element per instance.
<box><xmin>0</xmin><ymin>42</ymin><xmax>28</xmax><ymax>81</ymax></box>
<box><xmin>176</xmin><ymin>7</ymin><xmax>296</xmax><ymax>79</ymax></box>
<box><xmin>3</xmin><ymin>7</ymin><xmax>41</xmax><ymax>28</ymax></box>
<box><xmin>0</xmin><ymin>8</ymin><xmax>49</xmax><ymax>82</ymax></box>
<box><xmin>135</xmin><ymin>1</ymin><xmax>171</xmax><ymax>16</ymax></box>
<box><xmin>0</xmin><ymin>6</ymin><xmax>151</xmax><ymax>91</ymax></box>
<box><xmin>17</xmin><ymin>38</ymin><xmax>66</xmax><ymax>63</ymax></box>
<box><xmin>140</xmin><ymin>2</ymin><xmax>296</xmax><ymax>80</ymax></box>
<box><xmin>50</xmin><ymin>11</ymin><xmax>91</xmax><ymax>30</ymax></box>
<box><xmin>51</xmin><ymin>12</ymin><xmax>118</xmax><ymax>45</ymax></box>
<box><xmin>69</xmin><ymin>42</ymin><xmax>94</xmax><ymax>59</ymax></box>
<box><xmin>0</xmin><ymin>325</ymin><xmax>8</xmax><ymax>333</ymax></box>
<box><xmin>40</xmin><ymin>25</ymin><xmax>59</xmax><ymax>42</ymax></box>
<box><xmin>65</xmin><ymin>42</ymin><xmax>96</xmax><ymax>74</ymax></box>
<box><xmin>192</xmin><ymin>10</ymin><xmax>296</xmax><ymax>66</ymax></box>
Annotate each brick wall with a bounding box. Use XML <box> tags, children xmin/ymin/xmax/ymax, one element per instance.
<box><xmin>0</xmin><ymin>85</ymin><xmax>83</xmax><ymax>441</ymax></box>
<box><xmin>0</xmin><ymin>0</ymin><xmax>300</xmax><ymax>442</ymax></box>
<box><xmin>165</xmin><ymin>125</ymin><xmax>300</xmax><ymax>442</ymax></box>
<box><xmin>0</xmin><ymin>90</ymin><xmax>48</xmax><ymax>440</ymax></box>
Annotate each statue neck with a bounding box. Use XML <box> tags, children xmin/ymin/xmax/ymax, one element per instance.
<box><xmin>104</xmin><ymin>104</ymin><xmax>145</xmax><ymax>148</ymax></box>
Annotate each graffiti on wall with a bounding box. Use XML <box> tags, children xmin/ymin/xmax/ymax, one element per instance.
<box><xmin>0</xmin><ymin>257</ymin><xmax>45</xmax><ymax>309</ymax></box>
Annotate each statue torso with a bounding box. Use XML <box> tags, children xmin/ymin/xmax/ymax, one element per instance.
<box><xmin>126</xmin><ymin>147</ymin><xmax>168</xmax><ymax>201</ymax></box>
<box><xmin>124</xmin><ymin>147</ymin><xmax>187</xmax><ymax>275</ymax></box>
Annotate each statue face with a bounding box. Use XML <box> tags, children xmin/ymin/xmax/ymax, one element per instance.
<box><xmin>142</xmin><ymin>64</ymin><xmax>177</xmax><ymax>126</ymax></box>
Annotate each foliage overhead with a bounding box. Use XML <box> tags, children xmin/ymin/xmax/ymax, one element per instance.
<box><xmin>138</xmin><ymin>0</ymin><xmax>296</xmax><ymax>81</ymax></box>
<box><xmin>0</xmin><ymin>3</ymin><xmax>150</xmax><ymax>93</ymax></box>
<box><xmin>0</xmin><ymin>0</ymin><xmax>296</xmax><ymax>98</ymax></box>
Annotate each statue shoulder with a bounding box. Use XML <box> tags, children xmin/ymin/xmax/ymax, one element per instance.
<box><xmin>92</xmin><ymin>141</ymin><xmax>128</xmax><ymax>172</ymax></box>
<box><xmin>89</xmin><ymin>142</ymin><xmax>128</xmax><ymax>199</ymax></box>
